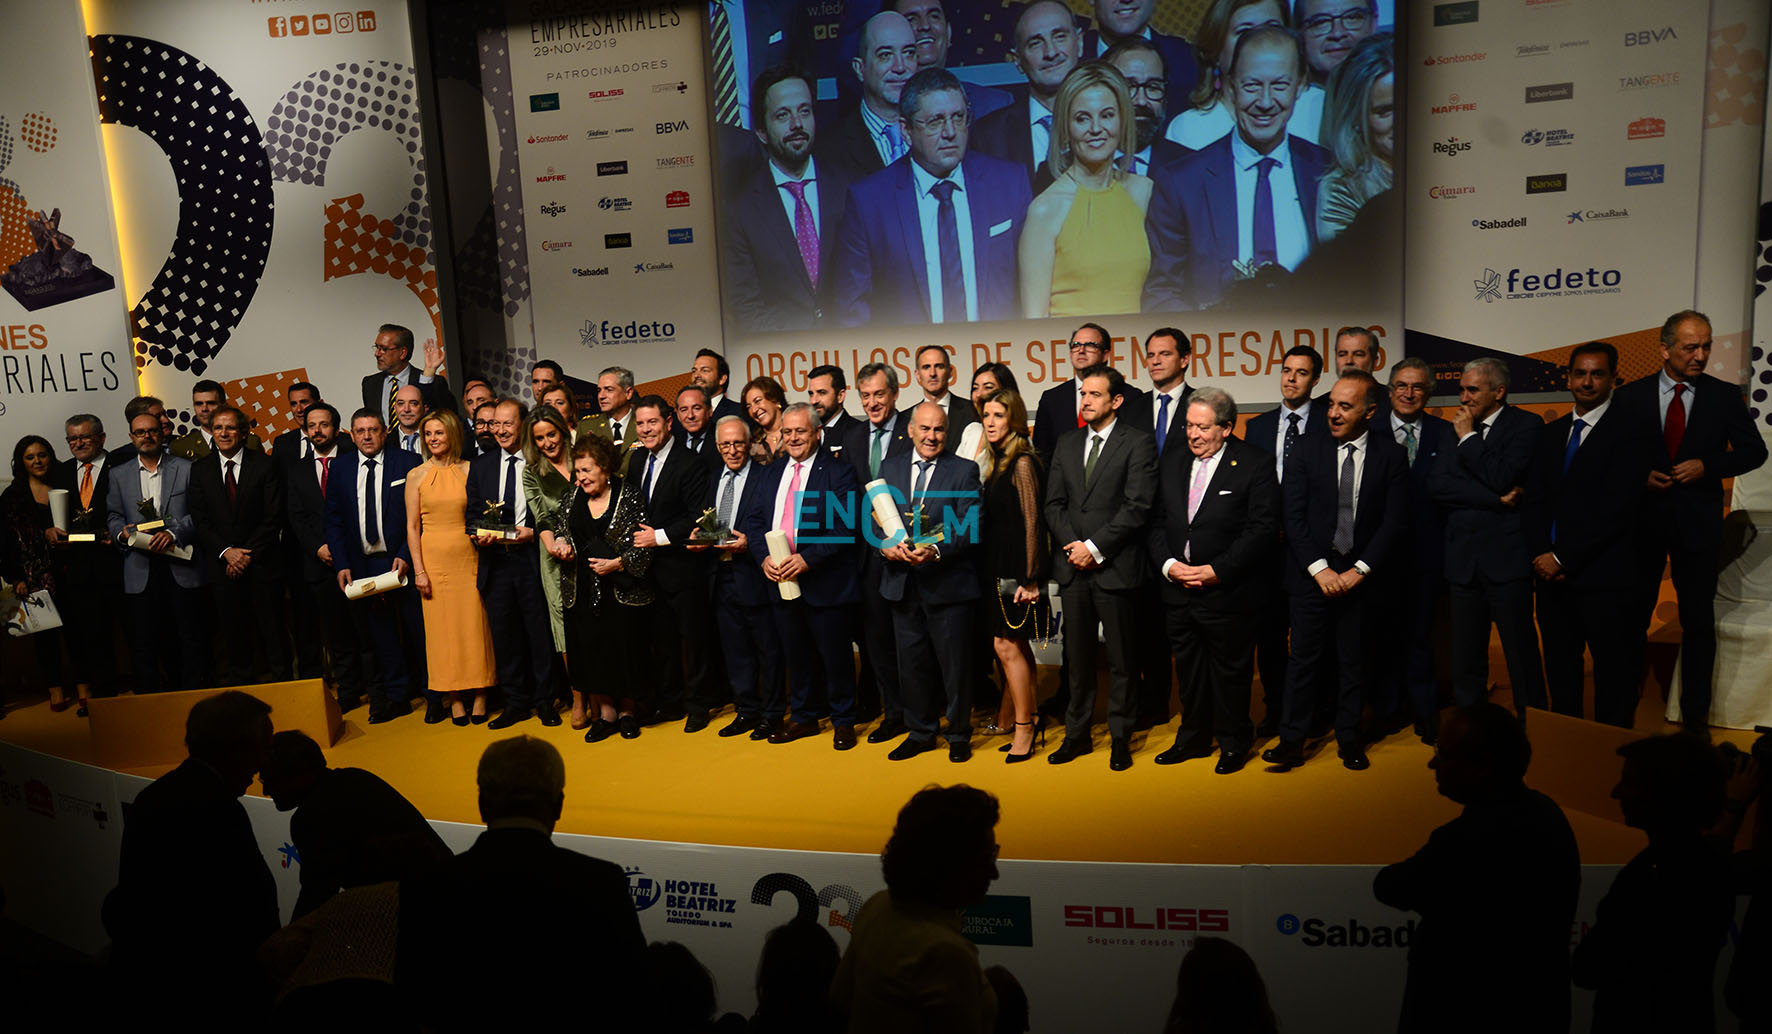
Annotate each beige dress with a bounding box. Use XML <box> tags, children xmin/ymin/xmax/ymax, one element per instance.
<box><xmin>415</xmin><ymin>462</ymin><xmax>497</xmax><ymax>691</ymax></box>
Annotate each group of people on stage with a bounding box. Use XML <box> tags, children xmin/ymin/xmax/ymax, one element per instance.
<box><xmin>5</xmin><ymin>306</ymin><xmax>1763</xmax><ymax>774</ymax></box>
<box><xmin>721</xmin><ymin>0</ymin><xmax>1395</xmax><ymax>330</ymax></box>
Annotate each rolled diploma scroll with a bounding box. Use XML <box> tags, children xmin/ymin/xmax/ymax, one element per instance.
<box><xmin>343</xmin><ymin>569</ymin><xmax>409</xmax><ymax>601</ymax></box>
<box><xmin>125</xmin><ymin>528</ymin><xmax>194</xmax><ymax>560</ymax></box>
<box><xmin>764</xmin><ymin>529</ymin><xmax>802</xmax><ymax>601</ymax></box>
<box><xmin>48</xmin><ymin>489</ymin><xmax>70</xmax><ymax>531</ymax></box>
<box><xmin>865</xmin><ymin>479</ymin><xmax>907</xmax><ymax>546</ymax></box>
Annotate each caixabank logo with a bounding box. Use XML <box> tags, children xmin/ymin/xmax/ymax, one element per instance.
<box><xmin>1276</xmin><ymin>913</ymin><xmax>1415</xmax><ymax>948</ymax></box>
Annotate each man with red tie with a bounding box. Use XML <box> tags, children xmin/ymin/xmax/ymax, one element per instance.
<box><xmin>1614</xmin><ymin>310</ymin><xmax>1768</xmax><ymax>733</ymax></box>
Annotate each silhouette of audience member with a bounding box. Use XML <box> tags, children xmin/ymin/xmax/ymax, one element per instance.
<box><xmin>258</xmin><ymin>882</ymin><xmax>409</xmax><ymax>1034</ymax></box>
<box><xmin>259</xmin><ymin>730</ymin><xmax>451</xmax><ymax>919</ymax></box>
<box><xmin>985</xmin><ymin>965</ymin><xmax>1030</xmax><ymax>1034</ymax></box>
<box><xmin>395</xmin><ymin>735</ymin><xmax>644</xmax><ymax>1032</ymax></box>
<box><xmin>833</xmin><ymin>784</ymin><xmax>1003</xmax><ymax>1033</ymax></box>
<box><xmin>1720</xmin><ymin>734</ymin><xmax>1768</xmax><ymax>1031</ymax></box>
<box><xmin>104</xmin><ymin>690</ymin><xmax>279</xmax><ymax>1024</ymax></box>
<box><xmin>751</xmin><ymin>919</ymin><xmax>843</xmax><ymax>1033</ymax></box>
<box><xmin>1572</xmin><ymin>733</ymin><xmax>1735</xmax><ymax>1033</ymax></box>
<box><xmin>645</xmin><ymin>940</ymin><xmax>747</xmax><ymax>1033</ymax></box>
<box><xmin>1373</xmin><ymin>703</ymin><xmax>1579</xmax><ymax>1034</ymax></box>
<box><xmin>1160</xmin><ymin>937</ymin><xmax>1277</xmax><ymax>1034</ymax></box>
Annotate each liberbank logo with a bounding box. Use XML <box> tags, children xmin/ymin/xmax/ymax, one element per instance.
<box><xmin>1525</xmin><ymin>82</ymin><xmax>1573</xmax><ymax>103</ymax></box>
<box><xmin>1433</xmin><ymin>1</ymin><xmax>1479</xmax><ymax>26</ymax></box>
<box><xmin>1525</xmin><ymin>172</ymin><xmax>1567</xmax><ymax>193</ymax></box>
<box><xmin>529</xmin><ymin>92</ymin><xmax>560</xmax><ymax>112</ymax></box>
<box><xmin>596</xmin><ymin>160</ymin><xmax>628</xmax><ymax>176</ymax></box>
<box><xmin>1625</xmin><ymin>164</ymin><xmax>1665</xmax><ymax>185</ymax></box>
<box><xmin>1475</xmin><ymin>265</ymin><xmax>1623</xmax><ymax>302</ymax></box>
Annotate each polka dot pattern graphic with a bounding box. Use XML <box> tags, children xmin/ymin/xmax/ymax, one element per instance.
<box><xmin>324</xmin><ymin>192</ymin><xmax>440</xmax><ymax>335</ymax></box>
<box><xmin>0</xmin><ymin>114</ymin><xmax>17</xmax><ymax>197</ymax></box>
<box><xmin>20</xmin><ymin>113</ymin><xmax>57</xmax><ymax>153</ymax></box>
<box><xmin>89</xmin><ymin>34</ymin><xmax>275</xmax><ymax>376</ymax></box>
<box><xmin>0</xmin><ymin>184</ymin><xmax>37</xmax><ymax>272</ymax></box>
<box><xmin>1756</xmin><ymin>201</ymin><xmax>1772</xmax><ymax>427</ymax></box>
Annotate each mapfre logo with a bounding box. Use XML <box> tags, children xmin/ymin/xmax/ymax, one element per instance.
<box><xmin>1429</xmin><ymin>93</ymin><xmax>1477</xmax><ymax>115</ymax></box>
<box><xmin>267</xmin><ymin>11</ymin><xmax>376</xmax><ymax>37</ymax></box>
<box><xmin>534</xmin><ymin>167</ymin><xmax>566</xmax><ymax>183</ymax></box>
<box><xmin>1628</xmin><ymin>117</ymin><xmax>1666</xmax><ymax>140</ymax></box>
<box><xmin>1062</xmin><ymin>905</ymin><xmax>1230</xmax><ymax>932</ymax></box>
<box><xmin>1422</xmin><ymin>51</ymin><xmax>1486</xmax><ymax>66</ymax></box>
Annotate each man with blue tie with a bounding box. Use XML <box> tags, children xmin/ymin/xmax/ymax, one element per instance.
<box><xmin>323</xmin><ymin>409</ymin><xmax>425</xmax><ymax>724</ymax></box>
<box><xmin>1143</xmin><ymin>26</ymin><xmax>1329</xmax><ymax>311</ymax></box>
<box><xmin>1264</xmin><ymin>371</ymin><xmax>1408</xmax><ymax>772</ymax></box>
<box><xmin>465</xmin><ymin>400</ymin><xmax>560</xmax><ymax>729</ymax></box>
<box><xmin>106</xmin><ymin>410</ymin><xmax>206</xmax><ymax>693</ymax></box>
<box><xmin>739</xmin><ymin>404</ymin><xmax>864</xmax><ymax>750</ymax></box>
<box><xmin>840</xmin><ymin>364</ymin><xmax>913</xmax><ymax>740</ymax></box>
<box><xmin>391</xmin><ymin>385</ymin><xmax>427</xmax><ymax>455</ymax></box>
<box><xmin>1525</xmin><ymin>343</ymin><xmax>1651</xmax><ymax>727</ymax></box>
<box><xmin>819</xmin><ymin>11</ymin><xmax>918</xmax><ymax>179</ymax></box>
<box><xmin>834</xmin><ymin>67</ymin><xmax>1033</xmax><ymax>327</ymax></box>
<box><xmin>1120</xmin><ymin>328</ymin><xmax>1192</xmax><ymax>726</ymax></box>
<box><xmin>876</xmin><ymin>402</ymin><xmax>983</xmax><ymax>762</ymax></box>
<box><xmin>702</xmin><ymin>416</ymin><xmax>783</xmax><ymax>740</ymax></box>
<box><xmin>970</xmin><ymin>0</ymin><xmax>1084</xmax><ymax>192</ymax></box>
<box><xmin>1380</xmin><ymin>358</ymin><xmax>1453</xmax><ymax>743</ymax></box>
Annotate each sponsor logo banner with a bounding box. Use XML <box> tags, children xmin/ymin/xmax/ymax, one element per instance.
<box><xmin>1628</xmin><ymin>117</ymin><xmax>1666</xmax><ymax>140</ymax></box>
<box><xmin>1526</xmin><ymin>82</ymin><xmax>1573</xmax><ymax>103</ymax></box>
<box><xmin>1433</xmin><ymin>1</ymin><xmax>1479</xmax><ymax>26</ymax></box>
<box><xmin>667</xmin><ymin>228</ymin><xmax>693</xmax><ymax>244</ymax></box>
<box><xmin>1525</xmin><ymin>172</ymin><xmax>1568</xmax><ymax>194</ymax></box>
<box><xmin>529</xmin><ymin>91</ymin><xmax>560</xmax><ymax>112</ymax></box>
<box><xmin>1471</xmin><ymin>216</ymin><xmax>1528</xmax><ymax>230</ymax></box>
<box><xmin>604</xmin><ymin>232</ymin><xmax>633</xmax><ymax>248</ymax></box>
<box><xmin>596</xmin><ymin>160</ymin><xmax>628</xmax><ymax>176</ymax></box>
<box><xmin>1625</xmin><ymin>164</ymin><xmax>1665</xmax><ymax>185</ymax></box>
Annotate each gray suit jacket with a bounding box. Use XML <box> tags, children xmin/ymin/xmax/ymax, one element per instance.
<box><xmin>105</xmin><ymin>453</ymin><xmax>202</xmax><ymax>592</ymax></box>
<box><xmin>1042</xmin><ymin>420</ymin><xmax>1157</xmax><ymax>591</ymax></box>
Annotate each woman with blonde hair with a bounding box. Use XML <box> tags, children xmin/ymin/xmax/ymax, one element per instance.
<box><xmin>524</xmin><ymin>406</ymin><xmax>579</xmax><ymax>723</ymax></box>
<box><xmin>1315</xmin><ymin>32</ymin><xmax>1394</xmax><ymax>242</ymax></box>
<box><xmin>1018</xmin><ymin>61</ymin><xmax>1152</xmax><ymax>319</ymax></box>
<box><xmin>404</xmin><ymin>408</ymin><xmax>496</xmax><ymax>724</ymax></box>
<box><xmin>977</xmin><ymin>389</ymin><xmax>1050</xmax><ymax>762</ymax></box>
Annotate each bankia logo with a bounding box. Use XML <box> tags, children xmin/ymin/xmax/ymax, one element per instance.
<box><xmin>604</xmin><ymin>232</ymin><xmax>633</xmax><ymax>248</ymax></box>
<box><xmin>665</xmin><ymin>190</ymin><xmax>690</xmax><ymax>208</ymax></box>
<box><xmin>1628</xmin><ymin>117</ymin><xmax>1666</xmax><ymax>140</ymax></box>
<box><xmin>1430</xmin><ymin>93</ymin><xmax>1477</xmax><ymax>115</ymax></box>
<box><xmin>596</xmin><ymin>160</ymin><xmax>628</xmax><ymax>176</ymax></box>
<box><xmin>1422</xmin><ymin>50</ymin><xmax>1486</xmax><ymax>66</ymax></box>
<box><xmin>1525</xmin><ymin>172</ymin><xmax>1567</xmax><ymax>194</ymax></box>
<box><xmin>534</xmin><ymin>166</ymin><xmax>566</xmax><ymax>183</ymax></box>
<box><xmin>1625</xmin><ymin>164</ymin><xmax>1665</xmax><ymax>185</ymax></box>
<box><xmin>529</xmin><ymin>92</ymin><xmax>561</xmax><ymax>112</ymax></box>
<box><xmin>1433</xmin><ymin>1</ymin><xmax>1479</xmax><ymax>26</ymax></box>
<box><xmin>1525</xmin><ymin>82</ymin><xmax>1573</xmax><ymax>103</ymax></box>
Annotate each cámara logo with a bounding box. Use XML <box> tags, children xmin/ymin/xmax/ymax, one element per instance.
<box><xmin>596</xmin><ymin>160</ymin><xmax>628</xmax><ymax>176</ymax></box>
<box><xmin>1625</xmin><ymin>164</ymin><xmax>1665</xmax><ymax>185</ymax></box>
<box><xmin>1471</xmin><ymin>216</ymin><xmax>1527</xmax><ymax>230</ymax></box>
<box><xmin>1432</xmin><ymin>136</ymin><xmax>1473</xmax><ymax>157</ymax></box>
<box><xmin>665</xmin><ymin>190</ymin><xmax>690</xmax><ymax>208</ymax></box>
<box><xmin>1428</xmin><ymin>184</ymin><xmax>1476</xmax><ymax>199</ymax></box>
<box><xmin>540</xmin><ymin>240</ymin><xmax>572</xmax><ymax>252</ymax></box>
<box><xmin>598</xmin><ymin>196</ymin><xmax>633</xmax><ymax>211</ymax></box>
<box><xmin>1628</xmin><ymin>117</ymin><xmax>1666</xmax><ymax>140</ymax></box>
<box><xmin>1525</xmin><ymin>82</ymin><xmax>1574</xmax><ymax>103</ymax></box>
<box><xmin>1525</xmin><ymin>172</ymin><xmax>1567</xmax><ymax>193</ymax></box>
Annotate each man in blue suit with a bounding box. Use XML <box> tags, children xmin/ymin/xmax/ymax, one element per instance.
<box><xmin>834</xmin><ymin>67</ymin><xmax>1032</xmax><ymax>327</ymax></box>
<box><xmin>1264</xmin><ymin>371</ymin><xmax>1408</xmax><ymax>772</ymax></box>
<box><xmin>324</xmin><ymin>408</ymin><xmax>425</xmax><ymax>724</ymax></box>
<box><xmin>701</xmin><ymin>415</ymin><xmax>783</xmax><ymax>740</ymax></box>
<box><xmin>876</xmin><ymin>402</ymin><xmax>983</xmax><ymax>762</ymax></box>
<box><xmin>969</xmin><ymin>0</ymin><xmax>1084</xmax><ymax>192</ymax></box>
<box><xmin>466</xmin><ymin>399</ymin><xmax>560</xmax><ymax>730</ymax></box>
<box><xmin>1378</xmin><ymin>358</ymin><xmax>1453</xmax><ymax>743</ymax></box>
<box><xmin>106</xmin><ymin>410</ymin><xmax>206</xmax><ymax>693</ymax></box>
<box><xmin>739</xmin><ymin>403</ymin><xmax>864</xmax><ymax>750</ymax></box>
<box><xmin>1143</xmin><ymin>26</ymin><xmax>1329</xmax><ymax>312</ymax></box>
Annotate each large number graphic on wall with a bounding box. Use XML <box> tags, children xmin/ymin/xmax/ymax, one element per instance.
<box><xmin>88</xmin><ymin>34</ymin><xmax>274</xmax><ymax>376</ymax></box>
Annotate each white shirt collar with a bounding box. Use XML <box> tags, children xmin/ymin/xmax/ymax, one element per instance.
<box><xmin>1229</xmin><ymin>126</ymin><xmax>1290</xmax><ymax>172</ymax></box>
<box><xmin>1086</xmin><ymin>415</ymin><xmax>1119</xmax><ymax>445</ymax></box>
<box><xmin>769</xmin><ymin>156</ymin><xmax>816</xmax><ymax>187</ymax></box>
<box><xmin>910</xmin><ymin>159</ymin><xmax>967</xmax><ymax>199</ymax></box>
<box><xmin>1573</xmin><ymin>397</ymin><xmax>1612</xmax><ymax>427</ymax></box>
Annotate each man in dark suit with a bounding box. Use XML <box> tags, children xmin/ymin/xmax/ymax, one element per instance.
<box><xmin>1143</xmin><ymin>27</ymin><xmax>1330</xmax><ymax>312</ymax></box>
<box><xmin>1086</xmin><ymin>0</ymin><xmax>1200</xmax><ymax>121</ymax></box>
<box><xmin>1335</xmin><ymin>326</ymin><xmax>1391</xmax><ymax>420</ymax></box>
<box><xmin>841</xmin><ymin>363</ymin><xmax>914</xmax><ymax>740</ymax></box>
<box><xmin>465</xmin><ymin>400</ymin><xmax>559</xmax><ymax>729</ymax></box>
<box><xmin>1044</xmin><ymin>365</ymin><xmax>1157</xmax><ymax>771</ymax></box>
<box><xmin>1242</xmin><ymin>344</ymin><xmax>1327</xmax><ymax>734</ymax></box>
<box><xmin>47</xmin><ymin>412</ymin><xmax>123</xmax><ymax>704</ymax></box>
<box><xmin>739</xmin><ymin>404</ymin><xmax>865</xmax><ymax>749</ymax></box>
<box><xmin>892</xmin><ymin>0</ymin><xmax>1013</xmax><ymax>119</ymax></box>
<box><xmin>1524</xmin><ymin>343</ymin><xmax>1650</xmax><ymax>727</ymax></box>
<box><xmin>360</xmin><ymin>323</ymin><xmax>457</xmax><ymax>429</ymax></box>
<box><xmin>1428</xmin><ymin>357</ymin><xmax>1548</xmax><ymax>712</ymax></box>
<box><xmin>106</xmin><ymin>410</ymin><xmax>206</xmax><ymax>693</ymax></box>
<box><xmin>188</xmin><ymin>405</ymin><xmax>292</xmax><ymax>685</ymax></box>
<box><xmin>260</xmin><ymin>729</ymin><xmax>451</xmax><ymax>920</ymax></box>
<box><xmin>109</xmin><ymin>395</ymin><xmax>167</xmax><ymax>465</ymax></box>
<box><xmin>1380</xmin><ymin>358</ymin><xmax>1454</xmax><ymax>743</ymax></box>
<box><xmin>284</xmin><ymin>403</ymin><xmax>370</xmax><ymax>712</ymax></box>
<box><xmin>396</xmin><ymin>736</ymin><xmax>645</xmax><ymax>1032</ymax></box>
<box><xmin>1298</xmin><ymin>0</ymin><xmax>1378</xmax><ymax>86</ymax></box>
<box><xmin>1264</xmin><ymin>371</ymin><xmax>1408</xmax><ymax>771</ymax></box>
<box><xmin>1374</xmin><ymin>703</ymin><xmax>1580</xmax><ymax>1034</ymax></box>
<box><xmin>725</xmin><ymin>66</ymin><xmax>853</xmax><ymax>332</ymax></box>
<box><xmin>835</xmin><ymin>68</ymin><xmax>1033</xmax><ymax>327</ymax></box>
<box><xmin>970</xmin><ymin>0</ymin><xmax>1084</xmax><ymax>191</ymax></box>
<box><xmin>819</xmin><ymin>11</ymin><xmax>918</xmax><ymax>179</ymax></box>
<box><xmin>703</xmin><ymin>415</ymin><xmax>783</xmax><ymax>740</ymax></box>
<box><xmin>673</xmin><ymin>385</ymin><xmax>718</xmax><ymax>458</ymax></box>
<box><xmin>1614</xmin><ymin>309</ymin><xmax>1768</xmax><ymax>731</ymax></box>
<box><xmin>912</xmin><ymin>343</ymin><xmax>978</xmax><ymax>448</ymax></box>
<box><xmin>105</xmin><ymin>691</ymin><xmax>278</xmax><ymax>1026</ymax></box>
<box><xmin>689</xmin><ymin>350</ymin><xmax>749</xmax><ymax>427</ymax></box>
<box><xmin>272</xmin><ymin>381</ymin><xmax>327</xmax><ymax>679</ymax></box>
<box><xmin>270</xmin><ymin>380</ymin><xmax>320</xmax><ymax>463</ymax></box>
<box><xmin>1147</xmin><ymin>388</ymin><xmax>1280</xmax><ymax>773</ymax></box>
<box><xmin>876</xmin><ymin>402</ymin><xmax>983</xmax><ymax>762</ymax></box>
<box><xmin>808</xmin><ymin>364</ymin><xmax>857</xmax><ymax>463</ymax></box>
<box><xmin>323</xmin><ymin>407</ymin><xmax>425</xmax><ymax>723</ymax></box>
<box><xmin>628</xmin><ymin>395</ymin><xmax>718</xmax><ymax>730</ymax></box>
<box><xmin>1107</xmin><ymin>38</ymin><xmax>1194</xmax><ymax>178</ymax></box>
<box><xmin>1032</xmin><ymin>322</ymin><xmax>1150</xmax><ymax>463</ymax></box>
<box><xmin>169</xmin><ymin>379</ymin><xmax>267</xmax><ymax>460</ymax></box>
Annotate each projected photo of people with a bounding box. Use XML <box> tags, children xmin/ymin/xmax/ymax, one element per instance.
<box><xmin>711</xmin><ymin>0</ymin><xmax>1398</xmax><ymax>335</ymax></box>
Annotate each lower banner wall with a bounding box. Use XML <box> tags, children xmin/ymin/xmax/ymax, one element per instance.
<box><xmin>3</xmin><ymin>742</ymin><xmax>1717</xmax><ymax>1031</ymax></box>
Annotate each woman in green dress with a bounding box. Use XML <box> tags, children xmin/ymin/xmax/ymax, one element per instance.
<box><xmin>524</xmin><ymin>406</ymin><xmax>579</xmax><ymax>724</ymax></box>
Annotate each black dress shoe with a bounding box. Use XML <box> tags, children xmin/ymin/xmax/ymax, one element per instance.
<box><xmin>1154</xmin><ymin>742</ymin><xmax>1214</xmax><ymax>766</ymax></box>
<box><xmin>1261</xmin><ymin>741</ymin><xmax>1306</xmax><ymax>769</ymax></box>
<box><xmin>1413</xmin><ymin>717</ymin><xmax>1439</xmax><ymax>746</ymax></box>
<box><xmin>1047</xmin><ymin>739</ymin><xmax>1092</xmax><ymax>765</ymax></box>
<box><xmin>888</xmin><ymin>738</ymin><xmax>939</xmax><ymax>761</ymax></box>
<box><xmin>369</xmin><ymin>702</ymin><xmax>410</xmax><ymax>725</ymax></box>
<box><xmin>684</xmin><ymin>710</ymin><xmax>711</xmax><ymax>734</ymax></box>
<box><xmin>338</xmin><ymin>695</ymin><xmax>363</xmax><ymax>714</ymax></box>
<box><xmin>585</xmin><ymin>719</ymin><xmax>618</xmax><ymax>743</ymax></box>
<box><xmin>866</xmin><ymin>719</ymin><xmax>906</xmax><ymax>744</ymax></box>
<box><xmin>1215</xmin><ymin>751</ymin><xmax>1248</xmax><ymax>775</ymax></box>
<box><xmin>750</xmin><ymin>719</ymin><xmax>777</xmax><ymax>741</ymax></box>
<box><xmin>537</xmin><ymin>705</ymin><xmax>561</xmax><ymax>727</ymax></box>
<box><xmin>769</xmin><ymin>721</ymin><xmax>821</xmax><ymax>744</ymax></box>
<box><xmin>1109</xmin><ymin>740</ymin><xmax>1133</xmax><ymax>771</ymax></box>
<box><xmin>948</xmin><ymin>741</ymin><xmax>971</xmax><ymax>763</ymax></box>
<box><xmin>719</xmin><ymin>714</ymin><xmax>759</xmax><ymax>738</ymax></box>
<box><xmin>425</xmin><ymin>698</ymin><xmax>448</xmax><ymax>724</ymax></box>
<box><xmin>833</xmin><ymin>725</ymin><xmax>858</xmax><ymax>751</ymax></box>
<box><xmin>1339</xmin><ymin>744</ymin><xmax>1370</xmax><ymax>771</ymax></box>
<box><xmin>488</xmin><ymin>708</ymin><xmax>533</xmax><ymax>730</ymax></box>
<box><xmin>618</xmin><ymin>715</ymin><xmax>642</xmax><ymax>739</ymax></box>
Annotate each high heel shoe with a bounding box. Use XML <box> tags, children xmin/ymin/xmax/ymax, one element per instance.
<box><xmin>1004</xmin><ymin>720</ymin><xmax>1043</xmax><ymax>764</ymax></box>
<box><xmin>999</xmin><ymin>714</ymin><xmax>1045</xmax><ymax>751</ymax></box>
<box><xmin>76</xmin><ymin>698</ymin><xmax>90</xmax><ymax>718</ymax></box>
<box><xmin>451</xmin><ymin>714</ymin><xmax>470</xmax><ymax>726</ymax></box>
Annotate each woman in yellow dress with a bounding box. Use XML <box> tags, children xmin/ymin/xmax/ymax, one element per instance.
<box><xmin>1018</xmin><ymin>61</ymin><xmax>1152</xmax><ymax>319</ymax></box>
<box><xmin>404</xmin><ymin>409</ymin><xmax>496</xmax><ymax>724</ymax></box>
